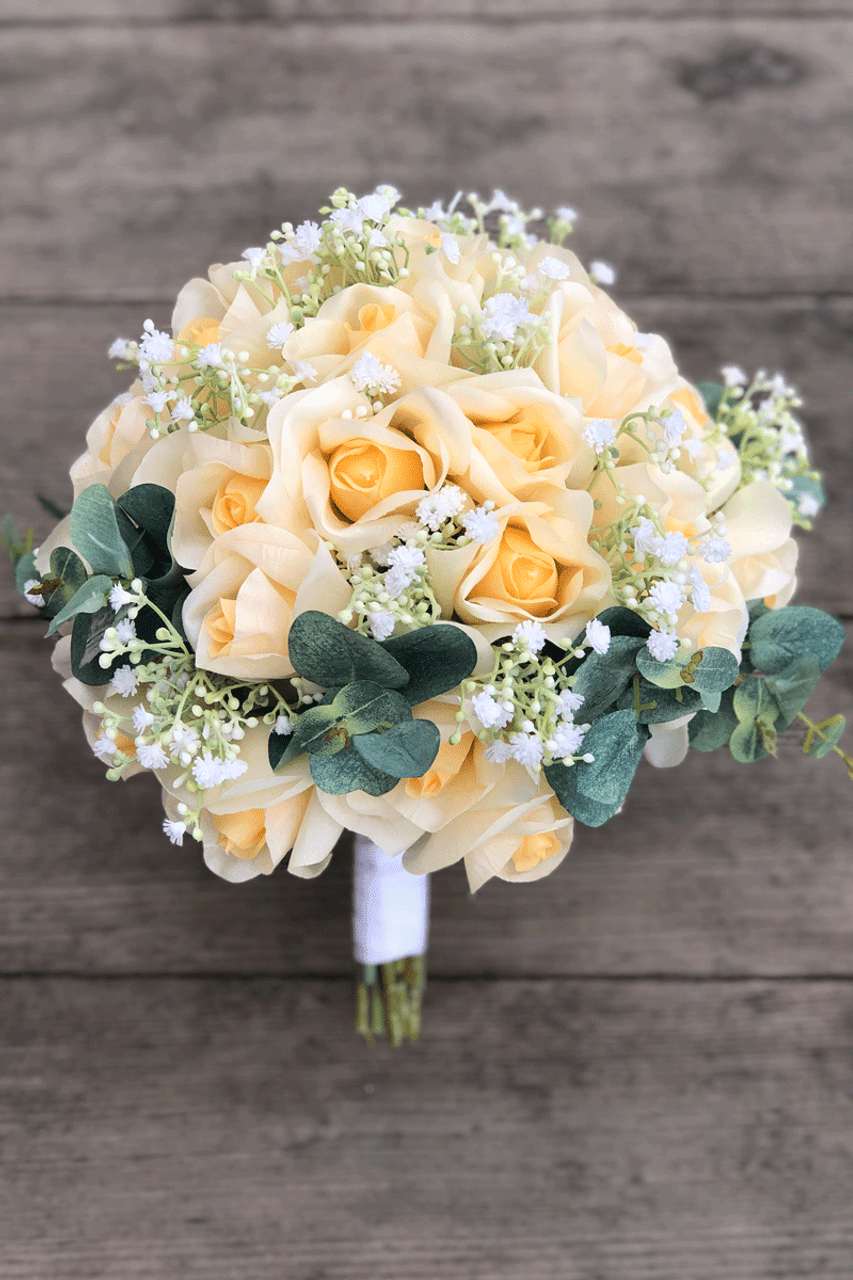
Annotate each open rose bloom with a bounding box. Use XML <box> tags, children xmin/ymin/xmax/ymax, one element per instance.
<box><xmin>16</xmin><ymin>188</ymin><xmax>846</xmax><ymax>1043</ymax></box>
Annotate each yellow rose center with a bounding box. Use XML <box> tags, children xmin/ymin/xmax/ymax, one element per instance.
<box><xmin>479</xmin><ymin>409</ymin><xmax>556</xmax><ymax>473</ymax></box>
<box><xmin>512</xmin><ymin>830</ymin><xmax>560</xmax><ymax>873</ymax></box>
<box><xmin>210</xmin><ymin>472</ymin><xmax>267</xmax><ymax>535</ymax></box>
<box><xmin>177</xmin><ymin>317</ymin><xmax>221</xmax><ymax>347</ymax></box>
<box><xmin>328</xmin><ymin>436</ymin><xmax>425</xmax><ymax>521</ymax></box>
<box><xmin>205</xmin><ymin>597</ymin><xmax>236</xmax><ymax>658</ymax></box>
<box><xmin>213</xmin><ymin>808</ymin><xmax>267</xmax><ymax>861</ymax></box>
<box><xmin>606</xmin><ymin>341</ymin><xmax>643</xmax><ymax>366</ymax></box>
<box><xmin>477</xmin><ymin>526</ymin><xmax>559</xmax><ymax>617</ymax></box>
<box><xmin>344</xmin><ymin>302</ymin><xmax>397</xmax><ymax>352</ymax></box>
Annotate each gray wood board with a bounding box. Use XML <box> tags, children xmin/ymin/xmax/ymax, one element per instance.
<box><xmin>1</xmin><ymin>618</ymin><xmax>849</xmax><ymax>978</ymax></box>
<box><xmin>2</xmin><ymin>21</ymin><xmax>853</xmax><ymax>300</ymax></box>
<box><xmin>6</xmin><ymin>2</ymin><xmax>853</xmax><ymax>20</ymax></box>
<box><xmin>2</xmin><ymin>976</ymin><xmax>853</xmax><ymax>1279</ymax></box>
<box><xmin>3</xmin><ymin>297</ymin><xmax>850</xmax><ymax>617</ymax></box>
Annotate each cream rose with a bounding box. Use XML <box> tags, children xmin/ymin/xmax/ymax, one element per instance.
<box><xmin>454</xmin><ymin>490</ymin><xmax>613</xmax><ymax>642</ymax></box>
<box><xmin>722</xmin><ymin>481</ymin><xmax>798</xmax><ymax>608</ymax></box>
<box><xmin>182</xmin><ymin>525</ymin><xmax>351</xmax><ymax>680</ymax></box>
<box><xmin>403</xmin><ymin>757</ymin><xmax>573</xmax><ymax>891</ymax></box>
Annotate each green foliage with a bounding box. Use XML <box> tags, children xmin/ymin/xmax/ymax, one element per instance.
<box><xmin>684</xmin><ymin>647</ymin><xmax>740</xmax><ymax>713</ymax></box>
<box><xmin>308</xmin><ymin>749</ymin><xmax>398</xmax><ymax>797</ymax></box>
<box><xmin>352</xmin><ymin>719</ymin><xmax>441</xmax><ymax>778</ymax></box>
<box><xmin>697</xmin><ymin>380</ymin><xmax>725</xmax><ymax>419</ymax></box>
<box><xmin>381</xmin><ymin>625</ymin><xmax>478</xmax><ymax>705</ymax></box>
<box><xmin>70</xmin><ymin>605</ymin><xmax>118</xmax><ymax>685</ymax></box>
<box><xmin>803</xmin><ymin>714</ymin><xmax>847</xmax><ymax>759</ymax></box>
<box><xmin>594</xmin><ymin>606</ymin><xmax>652</xmax><ymax>639</ymax></box>
<box><xmin>787</xmin><ymin>472</ymin><xmax>826</xmax><ymax>519</ymax></box>
<box><xmin>68</xmin><ymin>484</ymin><xmax>135</xmax><ymax>580</ymax></box>
<box><xmin>545</xmin><ymin>710</ymin><xmax>649</xmax><ymax>827</ymax></box>
<box><xmin>287</xmin><ymin>610</ymin><xmax>409</xmax><ymax>689</ymax></box>
<box><xmin>618</xmin><ymin>679</ymin><xmax>703</xmax><ymax>725</ymax></box>
<box><xmin>571</xmin><ymin>636</ymin><xmax>644</xmax><ymax>720</ymax></box>
<box><xmin>688</xmin><ymin>689</ymin><xmax>739</xmax><ymax>752</ymax></box>
<box><xmin>764</xmin><ymin>655</ymin><xmax>821</xmax><ymax>728</ymax></box>
<box><xmin>45</xmin><ymin>574</ymin><xmax>112</xmax><ymax>637</ymax></box>
<box><xmin>748</xmin><ymin>605</ymin><xmax>844</xmax><ymax>675</ymax></box>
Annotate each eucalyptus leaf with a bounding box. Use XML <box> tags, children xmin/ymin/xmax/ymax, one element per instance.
<box><xmin>14</xmin><ymin>550</ymin><xmax>38</xmax><ymax>596</ymax></box>
<box><xmin>309</xmin><ymin>748</ymin><xmax>398</xmax><ymax>797</ymax></box>
<box><xmin>688</xmin><ymin>690</ymin><xmax>739</xmax><ymax>752</ymax></box>
<box><xmin>616</xmin><ymin>680</ymin><xmax>703</xmax><ymax>724</ymax></box>
<box><xmin>545</xmin><ymin>709</ymin><xmax>649</xmax><ymax>827</ymax></box>
<box><xmin>571</xmin><ymin>636</ymin><xmax>644</xmax><ymax>720</ymax></box>
<box><xmin>45</xmin><ymin>573</ymin><xmax>113</xmax><ymax>637</ymax></box>
<box><xmin>381</xmin><ymin>625</ymin><xmax>478</xmax><ymax>705</ymax></box>
<box><xmin>48</xmin><ymin>546</ymin><xmax>88</xmax><ymax>598</ymax></box>
<box><xmin>635</xmin><ymin>646</ymin><xmax>686</xmax><ymax>690</ymax></box>
<box><xmin>684</xmin><ymin>647</ymin><xmax>740</xmax><ymax>702</ymax></box>
<box><xmin>729</xmin><ymin>717</ymin><xmax>767</xmax><ymax>763</ymax></box>
<box><xmin>287</xmin><ymin>611</ymin><xmax>409</xmax><ymax>689</ymax></box>
<box><xmin>70</xmin><ymin>606</ymin><xmax>118</xmax><ymax>685</ymax></box>
<box><xmin>733</xmin><ymin>676</ymin><xmax>779</xmax><ymax>727</ymax></box>
<box><xmin>594</xmin><ymin>606</ymin><xmax>652</xmax><ymax>639</ymax></box>
<box><xmin>117</xmin><ymin>484</ymin><xmax>176</xmax><ymax>553</ymax></box>
<box><xmin>749</xmin><ymin>605</ymin><xmax>845</xmax><ymax>675</ymax></box>
<box><xmin>69</xmin><ymin>484</ymin><xmax>135</xmax><ymax>579</ymax></box>
<box><xmin>803</xmin><ymin>715</ymin><xmax>846</xmax><ymax>759</ymax></box>
<box><xmin>765</xmin><ymin>654</ymin><xmax>821</xmax><ymax>728</ymax></box>
<box><xmin>332</xmin><ymin>681</ymin><xmax>412</xmax><ymax>734</ymax></box>
<box><xmin>352</xmin><ymin>718</ymin><xmax>441</xmax><ymax>778</ymax></box>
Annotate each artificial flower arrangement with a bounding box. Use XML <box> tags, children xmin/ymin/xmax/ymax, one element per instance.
<box><xmin>8</xmin><ymin>186</ymin><xmax>851</xmax><ymax>1044</ymax></box>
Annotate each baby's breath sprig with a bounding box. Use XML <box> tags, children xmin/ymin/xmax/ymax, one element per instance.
<box><xmin>450</xmin><ymin>621</ymin><xmax>597</xmax><ymax>771</ymax></box>
<box><xmin>716</xmin><ymin>367</ymin><xmax>821</xmax><ymax>528</ymax></box>
<box><xmin>88</xmin><ymin>584</ymin><xmax>314</xmax><ymax>841</ymax></box>
<box><xmin>453</xmin><ymin>292</ymin><xmax>552</xmax><ymax>374</ymax></box>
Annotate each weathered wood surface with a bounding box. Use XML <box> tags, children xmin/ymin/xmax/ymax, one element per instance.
<box><xmin>2</xmin><ymin>5</ymin><xmax>852</xmax><ymax>1277</ymax></box>
<box><xmin>2</xmin><ymin>619</ymin><xmax>850</xmax><ymax>977</ymax></box>
<box><xmin>2</xmin><ymin>21</ymin><xmax>853</xmax><ymax>300</ymax></box>
<box><xmin>3</xmin><ymin>977</ymin><xmax>853</xmax><ymax>1279</ymax></box>
<box><xmin>4</xmin><ymin>298</ymin><xmax>851</xmax><ymax>617</ymax></box>
<box><xmin>7</xmin><ymin>0</ymin><xmax>853</xmax><ymax>19</ymax></box>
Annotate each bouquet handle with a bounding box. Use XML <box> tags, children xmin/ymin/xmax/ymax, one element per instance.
<box><xmin>352</xmin><ymin>835</ymin><xmax>430</xmax><ymax>1045</ymax></box>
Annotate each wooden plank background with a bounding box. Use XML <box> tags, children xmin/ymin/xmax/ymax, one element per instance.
<box><xmin>1</xmin><ymin>5</ymin><xmax>852</xmax><ymax>1277</ymax></box>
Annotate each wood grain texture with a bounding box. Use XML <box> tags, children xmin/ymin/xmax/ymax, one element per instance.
<box><xmin>3</xmin><ymin>976</ymin><xmax>853</xmax><ymax>1279</ymax></box>
<box><xmin>2</xmin><ymin>21</ymin><xmax>852</xmax><ymax>300</ymax></box>
<box><xmin>2</xmin><ymin>619</ymin><xmax>849</xmax><ymax>978</ymax></box>
<box><xmin>3</xmin><ymin>298</ymin><xmax>850</xmax><ymax>616</ymax></box>
<box><xmin>7</xmin><ymin>2</ymin><xmax>853</xmax><ymax>22</ymax></box>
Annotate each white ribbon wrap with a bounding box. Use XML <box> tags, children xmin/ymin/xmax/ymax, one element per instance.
<box><xmin>352</xmin><ymin>835</ymin><xmax>430</xmax><ymax>966</ymax></box>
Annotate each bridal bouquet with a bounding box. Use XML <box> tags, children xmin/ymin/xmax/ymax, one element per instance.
<box><xmin>9</xmin><ymin>187</ymin><xmax>850</xmax><ymax>1043</ymax></box>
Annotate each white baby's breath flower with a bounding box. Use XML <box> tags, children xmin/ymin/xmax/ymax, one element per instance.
<box><xmin>331</xmin><ymin>207</ymin><xmax>364</xmax><ymax>235</ymax></box>
<box><xmin>702</xmin><ymin>536</ymin><xmax>732</xmax><ymax>563</ymax></box>
<box><xmin>163</xmin><ymin>819</ymin><xmax>186</xmax><ymax>846</ymax></box>
<box><xmin>242</xmin><ymin>247</ymin><xmax>267</xmax><ymax>270</ymax></box>
<box><xmin>798</xmin><ymin>493</ymin><xmax>820</xmax><ymax>518</ymax></box>
<box><xmin>537</xmin><ymin>256</ymin><xmax>572</xmax><ymax>281</ymax></box>
<box><xmin>513</xmin><ymin>620</ymin><xmax>547</xmax><ymax>654</ymax></box>
<box><xmin>480</xmin><ymin>293</ymin><xmax>536</xmax><ymax>342</ymax></box>
<box><xmin>662</xmin><ymin>409</ymin><xmax>687</xmax><ymax>446</ymax></box>
<box><xmin>471</xmin><ymin>692</ymin><xmax>514</xmax><ymax>731</ymax></box>
<box><xmin>556</xmin><ymin>688</ymin><xmax>585</xmax><ymax>717</ymax></box>
<box><xmin>509</xmin><ymin>732</ymin><xmax>544</xmax><ymax>768</ymax></box>
<box><xmin>293</xmin><ymin>220</ymin><xmax>323</xmax><ymax>257</ymax></box>
<box><xmin>292</xmin><ymin>360</ymin><xmax>319</xmax><ymax>385</ymax></box>
<box><xmin>687</xmin><ymin>565</ymin><xmax>712</xmax><ymax>614</ymax></box>
<box><xmin>555</xmin><ymin>205</ymin><xmax>578</xmax><ymax>224</ymax></box>
<box><xmin>655</xmin><ymin>531</ymin><xmax>689</xmax><ymax>566</ymax></box>
<box><xmin>589</xmin><ymin>260</ymin><xmax>616</xmax><ymax>286</ymax></box>
<box><xmin>92</xmin><ymin>735</ymin><xmax>117</xmax><ymax>761</ymax></box>
<box><xmin>368</xmin><ymin>610</ymin><xmax>396</xmax><ymax>641</ymax></box>
<box><xmin>646</xmin><ymin>629</ymin><xmax>680</xmax><ymax>662</ymax></box>
<box><xmin>108</xmin><ymin>583</ymin><xmax>137</xmax><ymax>611</ymax></box>
<box><xmin>349</xmin><ymin>352</ymin><xmax>400</xmax><ymax>396</ymax></box>
<box><xmin>266</xmin><ymin>321</ymin><xmax>295</xmax><ymax>351</ymax></box>
<box><xmin>108</xmin><ymin>338</ymin><xmax>137</xmax><ymax>361</ymax></box>
<box><xmin>138</xmin><ymin>321</ymin><xmax>174</xmax><ymax>364</ymax></box>
<box><xmin>22</xmin><ymin>579</ymin><xmax>43</xmax><ymax>606</ymax></box>
<box><xmin>170</xmin><ymin>396</ymin><xmax>195</xmax><ymax>423</ymax></box>
<box><xmin>585</xmin><ymin>618</ymin><xmax>611</xmax><ymax>655</ymax></box>
<box><xmin>111</xmin><ymin>665</ymin><xmax>140</xmax><ymax>698</ymax></box>
<box><xmin>722</xmin><ymin>365</ymin><xmax>747</xmax><ymax>387</ymax></box>
<box><xmin>273</xmin><ymin>715</ymin><xmax>293</xmax><ymax>736</ymax></box>
<box><xmin>144</xmin><ymin>389</ymin><xmax>175</xmax><ymax>413</ymax></box>
<box><xmin>114</xmin><ymin>619</ymin><xmax>137</xmax><ymax>645</ymax></box>
<box><xmin>368</xmin><ymin>229</ymin><xmax>388</xmax><ymax>249</ymax></box>
<box><xmin>682</xmin><ymin>436</ymin><xmax>703</xmax><ymax>461</ymax></box>
<box><xmin>132</xmin><ymin>706</ymin><xmax>155</xmax><ymax>734</ymax></box>
<box><xmin>461</xmin><ymin>506</ymin><xmax>500</xmax><ymax>544</ymax></box>
<box><xmin>196</xmin><ymin>342</ymin><xmax>226</xmax><ymax>370</ymax></box>
<box><xmin>550</xmin><ymin>722</ymin><xmax>586</xmax><ymax>758</ymax></box>
<box><xmin>647</xmin><ymin>580</ymin><xmax>684</xmax><ymax>616</ymax></box>
<box><xmin>583</xmin><ymin>418</ymin><xmax>616</xmax><ymax>455</ymax></box>
<box><xmin>416</xmin><ymin>485</ymin><xmax>466</xmax><ymax>531</ymax></box>
<box><xmin>137</xmin><ymin>742</ymin><xmax>168</xmax><ymax>770</ymax></box>
<box><xmin>483</xmin><ymin>739</ymin><xmax>515</xmax><ymax>764</ymax></box>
